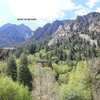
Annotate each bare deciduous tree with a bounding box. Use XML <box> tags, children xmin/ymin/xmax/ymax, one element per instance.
<box><xmin>33</xmin><ymin>66</ymin><xmax>56</xmax><ymax>100</ymax></box>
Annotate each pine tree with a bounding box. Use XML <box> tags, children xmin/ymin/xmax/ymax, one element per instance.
<box><xmin>29</xmin><ymin>44</ymin><xmax>36</xmax><ymax>54</ymax></box>
<box><xmin>48</xmin><ymin>60</ymin><xmax>52</xmax><ymax>68</ymax></box>
<box><xmin>6</xmin><ymin>55</ymin><xmax>17</xmax><ymax>81</ymax></box>
<box><xmin>18</xmin><ymin>53</ymin><xmax>33</xmax><ymax>90</ymax></box>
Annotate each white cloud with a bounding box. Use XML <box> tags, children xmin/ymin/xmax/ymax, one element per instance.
<box><xmin>2</xmin><ymin>0</ymin><xmax>100</xmax><ymax>29</ymax></box>
<box><xmin>75</xmin><ymin>5</ymin><xmax>90</xmax><ymax>16</ymax></box>
<box><xmin>73</xmin><ymin>0</ymin><xmax>100</xmax><ymax>18</ymax></box>
<box><xmin>0</xmin><ymin>12</ymin><xmax>11</xmax><ymax>26</ymax></box>
<box><xmin>5</xmin><ymin>0</ymin><xmax>75</xmax><ymax>21</ymax></box>
<box><xmin>63</xmin><ymin>0</ymin><xmax>76</xmax><ymax>10</ymax></box>
<box><xmin>96</xmin><ymin>7</ymin><xmax>100</xmax><ymax>12</ymax></box>
<box><xmin>86</xmin><ymin>0</ymin><xmax>100</xmax><ymax>8</ymax></box>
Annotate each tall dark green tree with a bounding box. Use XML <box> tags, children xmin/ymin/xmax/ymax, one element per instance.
<box><xmin>29</xmin><ymin>44</ymin><xmax>36</xmax><ymax>54</ymax></box>
<box><xmin>6</xmin><ymin>55</ymin><xmax>17</xmax><ymax>81</ymax></box>
<box><xmin>48</xmin><ymin>60</ymin><xmax>52</xmax><ymax>68</ymax></box>
<box><xmin>15</xmin><ymin>47</ymin><xmax>23</xmax><ymax>58</ymax></box>
<box><xmin>18</xmin><ymin>53</ymin><xmax>33</xmax><ymax>91</ymax></box>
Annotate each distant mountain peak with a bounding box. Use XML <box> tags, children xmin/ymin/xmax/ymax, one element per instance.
<box><xmin>0</xmin><ymin>23</ymin><xmax>33</xmax><ymax>47</ymax></box>
<box><xmin>86</xmin><ymin>12</ymin><xmax>100</xmax><ymax>16</ymax></box>
<box><xmin>0</xmin><ymin>23</ymin><xmax>12</xmax><ymax>29</ymax></box>
<box><xmin>32</xmin><ymin>20</ymin><xmax>64</xmax><ymax>40</ymax></box>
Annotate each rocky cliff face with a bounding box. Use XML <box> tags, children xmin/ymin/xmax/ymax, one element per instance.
<box><xmin>48</xmin><ymin>12</ymin><xmax>100</xmax><ymax>46</ymax></box>
<box><xmin>33</xmin><ymin>20</ymin><xmax>64</xmax><ymax>40</ymax></box>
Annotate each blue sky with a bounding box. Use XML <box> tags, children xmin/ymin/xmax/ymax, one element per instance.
<box><xmin>0</xmin><ymin>0</ymin><xmax>100</xmax><ymax>30</ymax></box>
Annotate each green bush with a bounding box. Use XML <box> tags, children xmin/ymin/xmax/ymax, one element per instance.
<box><xmin>55</xmin><ymin>65</ymin><xmax>70</xmax><ymax>74</ymax></box>
<box><xmin>58</xmin><ymin>73</ymin><xmax>69</xmax><ymax>84</ymax></box>
<box><xmin>0</xmin><ymin>76</ymin><xmax>32</xmax><ymax>100</ymax></box>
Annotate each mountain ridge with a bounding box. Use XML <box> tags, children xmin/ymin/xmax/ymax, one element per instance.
<box><xmin>0</xmin><ymin>23</ymin><xmax>33</xmax><ymax>47</ymax></box>
<box><xmin>48</xmin><ymin>12</ymin><xmax>100</xmax><ymax>45</ymax></box>
<box><xmin>0</xmin><ymin>12</ymin><xmax>100</xmax><ymax>47</ymax></box>
<box><xmin>32</xmin><ymin>20</ymin><xmax>64</xmax><ymax>40</ymax></box>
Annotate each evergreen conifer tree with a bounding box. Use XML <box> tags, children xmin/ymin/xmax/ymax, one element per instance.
<box><xmin>18</xmin><ymin>53</ymin><xmax>33</xmax><ymax>90</ymax></box>
<box><xmin>6</xmin><ymin>55</ymin><xmax>17</xmax><ymax>81</ymax></box>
